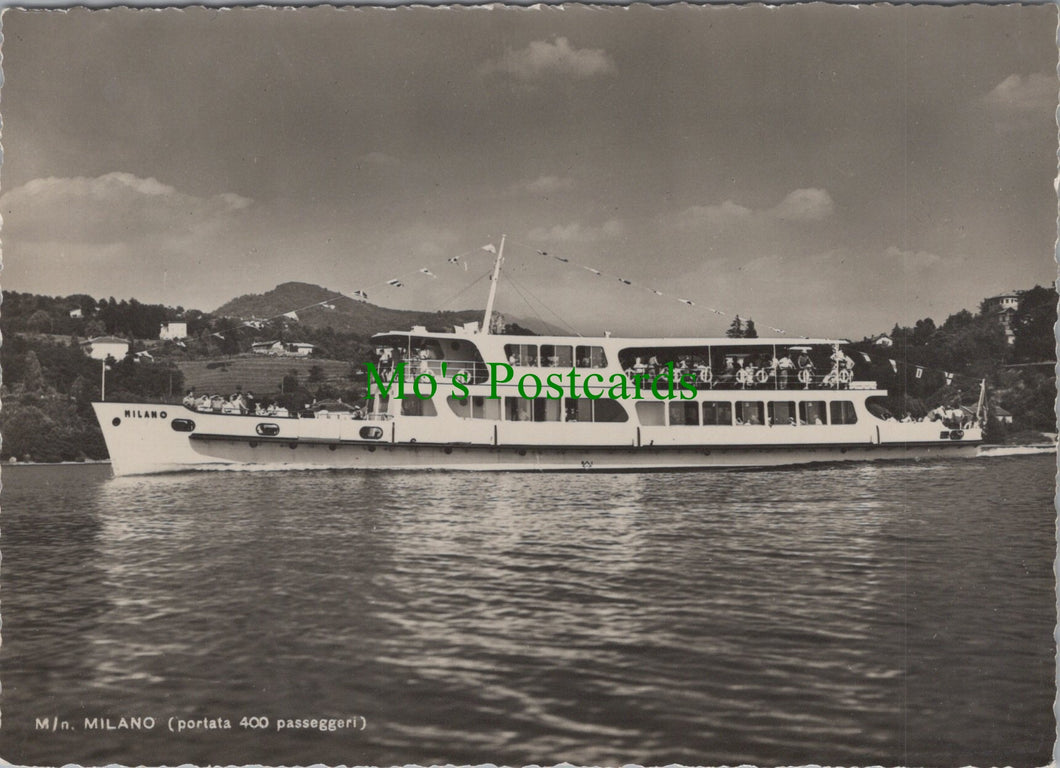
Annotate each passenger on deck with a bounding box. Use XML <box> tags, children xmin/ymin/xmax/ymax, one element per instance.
<box><xmin>797</xmin><ymin>352</ymin><xmax>814</xmax><ymax>388</ymax></box>
<box><xmin>210</xmin><ymin>394</ymin><xmax>225</xmax><ymax>412</ymax></box>
<box><xmin>717</xmin><ymin>359</ymin><xmax>737</xmax><ymax>387</ymax></box>
<box><xmin>196</xmin><ymin>394</ymin><xmax>211</xmax><ymax>411</ymax></box>
<box><xmin>776</xmin><ymin>353</ymin><xmax>795</xmax><ymax>389</ymax></box>
<box><xmin>183</xmin><ymin>390</ymin><xmax>197</xmax><ymax>408</ymax></box>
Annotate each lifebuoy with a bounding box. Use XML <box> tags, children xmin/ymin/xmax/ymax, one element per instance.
<box><xmin>697</xmin><ymin>367</ymin><xmax>712</xmax><ymax>384</ymax></box>
<box><xmin>755</xmin><ymin>368</ymin><xmax>770</xmax><ymax>384</ymax></box>
<box><xmin>736</xmin><ymin>368</ymin><xmax>753</xmax><ymax>385</ymax></box>
<box><xmin>797</xmin><ymin>368</ymin><xmax>812</xmax><ymax>385</ymax></box>
<box><xmin>838</xmin><ymin>369</ymin><xmax>852</xmax><ymax>385</ymax></box>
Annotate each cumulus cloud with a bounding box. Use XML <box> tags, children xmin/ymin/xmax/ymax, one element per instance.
<box><xmin>984</xmin><ymin>73</ymin><xmax>1056</xmax><ymax>111</ymax></box>
<box><xmin>771</xmin><ymin>188</ymin><xmax>835</xmax><ymax>222</ymax></box>
<box><xmin>519</xmin><ymin>174</ymin><xmax>576</xmax><ymax>195</ymax></box>
<box><xmin>666</xmin><ymin>188</ymin><xmax>834</xmax><ymax>230</ymax></box>
<box><xmin>882</xmin><ymin>245</ymin><xmax>944</xmax><ymax>270</ymax></box>
<box><xmin>482</xmin><ymin>37</ymin><xmax>616</xmax><ymax>80</ymax></box>
<box><xmin>670</xmin><ymin>201</ymin><xmax>753</xmax><ymax>230</ymax></box>
<box><xmin>527</xmin><ymin>218</ymin><xmax>625</xmax><ymax>242</ymax></box>
<box><xmin>1</xmin><ymin>172</ymin><xmax>252</xmax><ymax>244</ymax></box>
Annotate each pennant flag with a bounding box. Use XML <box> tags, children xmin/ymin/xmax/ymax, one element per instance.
<box><xmin>889</xmin><ymin>359</ymin><xmax>898</xmax><ymax>373</ymax></box>
<box><xmin>463</xmin><ymin>261</ymin><xmax>468</xmax><ymax>271</ymax></box>
<box><xmin>536</xmin><ymin>250</ymin><xmax>549</xmax><ymax>256</ymax></box>
<box><xmin>860</xmin><ymin>352</ymin><xmax>871</xmax><ymax>363</ymax></box>
<box><xmin>553</xmin><ymin>255</ymin><xmax>569</xmax><ymax>263</ymax></box>
<box><xmin>482</xmin><ymin>244</ymin><xmax>497</xmax><ymax>254</ymax></box>
<box><xmin>915</xmin><ymin>366</ymin><xmax>924</xmax><ymax>379</ymax></box>
<box><xmin>945</xmin><ymin>372</ymin><xmax>954</xmax><ymax>385</ymax></box>
<box><xmin>679</xmin><ymin>298</ymin><xmax>695</xmax><ymax>306</ymax></box>
<box><xmin>212</xmin><ymin>332</ymin><xmax>226</xmax><ymax>340</ymax></box>
<box><xmin>618</xmin><ymin>278</ymin><xmax>632</xmax><ymax>285</ymax></box>
<box><xmin>283</xmin><ymin>311</ymin><xmax>299</xmax><ymax>321</ymax></box>
<box><xmin>419</xmin><ymin>268</ymin><xmax>437</xmax><ymax>278</ymax></box>
<box><xmin>387</xmin><ymin>279</ymin><xmax>404</xmax><ymax>287</ymax></box>
<box><xmin>651</xmin><ymin>289</ymin><xmax>663</xmax><ymax>296</ymax></box>
<box><xmin>353</xmin><ymin>290</ymin><xmax>368</xmax><ymax>301</ymax></box>
<box><xmin>321</xmin><ymin>303</ymin><xmax>335</xmax><ymax>310</ymax></box>
<box><xmin>447</xmin><ymin>256</ymin><xmax>460</xmax><ymax>264</ymax></box>
<box><xmin>584</xmin><ymin>267</ymin><xmax>601</xmax><ymax>276</ymax></box>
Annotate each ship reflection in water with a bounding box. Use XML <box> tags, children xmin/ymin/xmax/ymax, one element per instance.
<box><xmin>2</xmin><ymin>456</ymin><xmax>1054</xmax><ymax>767</ymax></box>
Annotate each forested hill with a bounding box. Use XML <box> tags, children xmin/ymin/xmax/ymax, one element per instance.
<box><xmin>215</xmin><ymin>281</ymin><xmax>484</xmax><ymax>335</ymax></box>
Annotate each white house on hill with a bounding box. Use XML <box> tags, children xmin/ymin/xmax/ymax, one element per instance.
<box><xmin>160</xmin><ymin>321</ymin><xmax>188</xmax><ymax>340</ymax></box>
<box><xmin>69</xmin><ymin>308</ymin><xmax>83</xmax><ymax>319</ymax></box>
<box><xmin>251</xmin><ymin>341</ymin><xmax>316</xmax><ymax>357</ymax></box>
<box><xmin>82</xmin><ymin>336</ymin><xmax>130</xmax><ymax>361</ymax></box>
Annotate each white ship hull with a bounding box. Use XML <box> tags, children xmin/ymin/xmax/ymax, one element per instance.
<box><xmin>93</xmin><ymin>402</ymin><xmax>981</xmax><ymax>477</ymax></box>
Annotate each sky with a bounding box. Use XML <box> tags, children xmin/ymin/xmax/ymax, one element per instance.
<box><xmin>1</xmin><ymin>4</ymin><xmax>1056</xmax><ymax>339</ymax></box>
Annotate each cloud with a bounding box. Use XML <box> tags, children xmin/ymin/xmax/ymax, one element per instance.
<box><xmin>771</xmin><ymin>188</ymin><xmax>835</xmax><ymax>222</ymax></box>
<box><xmin>482</xmin><ymin>37</ymin><xmax>616</xmax><ymax>80</ymax></box>
<box><xmin>518</xmin><ymin>174</ymin><xmax>576</xmax><ymax>195</ymax></box>
<box><xmin>1</xmin><ymin>172</ymin><xmax>252</xmax><ymax>244</ymax></box>
<box><xmin>527</xmin><ymin>218</ymin><xmax>625</xmax><ymax>242</ymax></box>
<box><xmin>984</xmin><ymin>73</ymin><xmax>1056</xmax><ymax>111</ymax></box>
<box><xmin>882</xmin><ymin>245</ymin><xmax>944</xmax><ymax>270</ymax></box>
<box><xmin>669</xmin><ymin>201</ymin><xmax>753</xmax><ymax>230</ymax></box>
<box><xmin>665</xmin><ymin>188</ymin><xmax>834</xmax><ymax>231</ymax></box>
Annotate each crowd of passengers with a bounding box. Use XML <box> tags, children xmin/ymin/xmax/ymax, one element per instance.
<box><xmin>623</xmin><ymin>347</ymin><xmax>859</xmax><ymax>390</ymax></box>
<box><xmin>182</xmin><ymin>390</ymin><xmax>369</xmax><ymax>419</ymax></box>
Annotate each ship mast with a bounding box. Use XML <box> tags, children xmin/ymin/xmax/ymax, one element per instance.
<box><xmin>481</xmin><ymin>234</ymin><xmax>506</xmax><ymax>334</ymax></box>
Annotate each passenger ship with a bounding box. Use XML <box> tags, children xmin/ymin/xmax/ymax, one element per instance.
<box><xmin>93</xmin><ymin>240</ymin><xmax>983</xmax><ymax>476</ymax></box>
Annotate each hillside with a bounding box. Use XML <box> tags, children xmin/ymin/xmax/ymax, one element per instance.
<box><xmin>214</xmin><ymin>281</ymin><xmax>561</xmax><ymax>336</ymax></box>
<box><xmin>178</xmin><ymin>355</ymin><xmax>353</xmax><ymax>394</ymax></box>
<box><xmin>214</xmin><ymin>282</ymin><xmax>485</xmax><ymax>336</ymax></box>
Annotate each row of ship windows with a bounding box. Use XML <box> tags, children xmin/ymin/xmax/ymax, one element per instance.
<box><xmin>398</xmin><ymin>396</ymin><xmax>859</xmax><ymax>426</ymax></box>
<box><xmin>504</xmin><ymin>344</ymin><xmax>608</xmax><ymax>368</ymax></box>
<box><xmin>649</xmin><ymin>400</ymin><xmax>858</xmax><ymax>427</ymax></box>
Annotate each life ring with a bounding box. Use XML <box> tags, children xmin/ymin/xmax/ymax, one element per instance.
<box><xmin>797</xmin><ymin>368</ymin><xmax>812</xmax><ymax>385</ymax></box>
<box><xmin>697</xmin><ymin>367</ymin><xmax>712</xmax><ymax>384</ymax></box>
<box><xmin>755</xmin><ymin>368</ymin><xmax>770</xmax><ymax>384</ymax></box>
<box><xmin>838</xmin><ymin>369</ymin><xmax>852</xmax><ymax>385</ymax></box>
<box><xmin>736</xmin><ymin>368</ymin><xmax>754</xmax><ymax>386</ymax></box>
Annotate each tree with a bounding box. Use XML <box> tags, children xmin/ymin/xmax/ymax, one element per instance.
<box><xmin>1012</xmin><ymin>285</ymin><xmax>1057</xmax><ymax>363</ymax></box>
<box><xmin>744</xmin><ymin>319</ymin><xmax>758</xmax><ymax>339</ymax></box>
<box><xmin>308</xmin><ymin>365</ymin><xmax>325</xmax><ymax>384</ymax></box>
<box><xmin>23</xmin><ymin>351</ymin><xmax>44</xmax><ymax>392</ymax></box>
<box><xmin>25</xmin><ymin>309</ymin><xmax>53</xmax><ymax>333</ymax></box>
<box><xmin>912</xmin><ymin>318</ymin><xmax>936</xmax><ymax>346</ymax></box>
<box><xmin>726</xmin><ymin>315</ymin><xmax>757</xmax><ymax>338</ymax></box>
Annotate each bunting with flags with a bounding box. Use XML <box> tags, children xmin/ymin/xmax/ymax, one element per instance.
<box><xmin>915</xmin><ymin>366</ymin><xmax>924</xmax><ymax>379</ymax></box>
<box><xmin>353</xmin><ymin>290</ymin><xmax>368</xmax><ymax>301</ymax></box>
<box><xmin>447</xmin><ymin>256</ymin><xmax>460</xmax><ymax>264</ymax></box>
<box><xmin>283</xmin><ymin>311</ymin><xmax>298</xmax><ymax>321</ymax></box>
<box><xmin>889</xmin><ymin>359</ymin><xmax>898</xmax><ymax>373</ymax></box>
<box><xmin>945</xmin><ymin>372</ymin><xmax>954</xmax><ymax>385</ymax></box>
<box><xmin>419</xmin><ymin>268</ymin><xmax>436</xmax><ymax>279</ymax></box>
<box><xmin>387</xmin><ymin>279</ymin><xmax>404</xmax><ymax>288</ymax></box>
<box><xmin>481</xmin><ymin>244</ymin><xmax>497</xmax><ymax>254</ymax></box>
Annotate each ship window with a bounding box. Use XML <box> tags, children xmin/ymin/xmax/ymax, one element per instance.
<box><xmin>593</xmin><ymin>398</ymin><xmax>628</xmax><ymax>423</ymax></box>
<box><xmin>669</xmin><ymin>401</ymin><xmax>700</xmax><ymax>426</ymax></box>
<box><xmin>799</xmin><ymin>401</ymin><xmax>827</xmax><ymax>425</ymax></box>
<box><xmin>256</xmin><ymin>423</ymin><xmax>281</xmax><ymax>436</ymax></box>
<box><xmin>702</xmin><ymin>401</ymin><xmax>733</xmax><ymax>426</ymax></box>
<box><xmin>768</xmin><ymin>401</ymin><xmax>797</xmax><ymax>426</ymax></box>
<box><xmin>449</xmin><ymin>397</ymin><xmax>471</xmax><ymax>418</ymax></box>
<box><xmin>576</xmin><ymin>346</ymin><xmax>608</xmax><ymax>368</ymax></box>
<box><xmin>636</xmin><ymin>401</ymin><xmax>665</xmax><ymax>426</ymax></box>
<box><xmin>830</xmin><ymin>401</ymin><xmax>858</xmax><ymax>425</ymax></box>
<box><xmin>473</xmin><ymin>396</ymin><xmax>500</xmax><ymax>420</ymax></box>
<box><xmin>402</xmin><ymin>398</ymin><xmax>437</xmax><ymax>417</ymax></box>
<box><xmin>171</xmin><ymin>418</ymin><xmax>196</xmax><ymax>432</ymax></box>
<box><xmin>359</xmin><ymin>426</ymin><xmax>383</xmax><ymax>440</ymax></box>
<box><xmin>504</xmin><ymin>344</ymin><xmax>538</xmax><ymax>366</ymax></box>
<box><xmin>736</xmin><ymin>401</ymin><xmax>765</xmax><ymax>426</ymax></box>
<box><xmin>540</xmin><ymin>345</ymin><xmax>573</xmax><ymax>368</ymax></box>
<box><xmin>505</xmin><ymin>397</ymin><xmax>559</xmax><ymax>422</ymax></box>
<box><xmin>567</xmin><ymin>397</ymin><xmax>628</xmax><ymax>423</ymax></box>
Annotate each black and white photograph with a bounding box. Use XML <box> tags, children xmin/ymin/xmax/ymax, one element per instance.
<box><xmin>0</xmin><ymin>3</ymin><xmax>1056</xmax><ymax>766</ymax></box>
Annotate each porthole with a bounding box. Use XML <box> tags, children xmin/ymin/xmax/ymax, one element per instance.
<box><xmin>518</xmin><ymin>449</ymin><xmax>527</xmax><ymax>456</ymax></box>
<box><xmin>171</xmin><ymin>418</ymin><xmax>196</xmax><ymax>432</ymax></box>
<box><xmin>249</xmin><ymin>441</ymin><xmax>259</xmax><ymax>448</ymax></box>
<box><xmin>329</xmin><ymin>445</ymin><xmax>337</xmax><ymax>451</ymax></box>
<box><xmin>444</xmin><ymin>447</ymin><xmax>453</xmax><ymax>455</ymax></box>
<box><xmin>288</xmin><ymin>443</ymin><xmax>298</xmax><ymax>450</ymax></box>
<box><xmin>256</xmin><ymin>423</ymin><xmax>280</xmax><ymax>437</ymax></box>
<box><xmin>359</xmin><ymin>426</ymin><xmax>383</xmax><ymax>440</ymax></box>
<box><xmin>112</xmin><ymin>417</ymin><xmax>121</xmax><ymax>427</ymax></box>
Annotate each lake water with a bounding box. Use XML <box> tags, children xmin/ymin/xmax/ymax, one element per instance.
<box><xmin>1</xmin><ymin>455</ymin><xmax>1055</xmax><ymax>767</ymax></box>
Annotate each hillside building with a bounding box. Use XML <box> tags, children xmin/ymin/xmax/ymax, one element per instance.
<box><xmin>251</xmin><ymin>341</ymin><xmax>316</xmax><ymax>357</ymax></box>
<box><xmin>160</xmin><ymin>321</ymin><xmax>188</xmax><ymax>340</ymax></box>
<box><xmin>82</xmin><ymin>336</ymin><xmax>130</xmax><ymax>362</ymax></box>
<box><xmin>984</xmin><ymin>292</ymin><xmax>1020</xmax><ymax>345</ymax></box>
